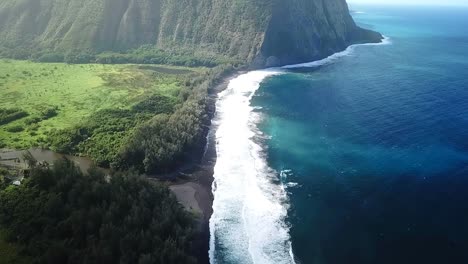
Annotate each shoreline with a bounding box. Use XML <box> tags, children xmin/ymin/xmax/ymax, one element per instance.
<box><xmin>191</xmin><ymin>37</ymin><xmax>389</xmax><ymax>263</ymax></box>
<box><xmin>166</xmin><ymin>72</ymin><xmax>242</xmax><ymax>264</ymax></box>
<box><xmin>0</xmin><ymin>72</ymin><xmax>240</xmax><ymax>264</ymax></box>
<box><xmin>0</xmin><ymin>70</ymin><xmax>241</xmax><ymax>264</ymax></box>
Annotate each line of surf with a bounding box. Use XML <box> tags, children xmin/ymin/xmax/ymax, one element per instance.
<box><xmin>209</xmin><ymin>36</ymin><xmax>390</xmax><ymax>264</ymax></box>
<box><xmin>208</xmin><ymin>69</ymin><xmax>294</xmax><ymax>264</ymax></box>
<box><xmin>282</xmin><ymin>36</ymin><xmax>390</xmax><ymax>69</ymax></box>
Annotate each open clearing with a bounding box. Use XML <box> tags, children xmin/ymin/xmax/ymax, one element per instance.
<box><xmin>0</xmin><ymin>59</ymin><xmax>204</xmax><ymax>149</ymax></box>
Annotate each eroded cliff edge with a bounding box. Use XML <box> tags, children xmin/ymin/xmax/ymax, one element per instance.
<box><xmin>0</xmin><ymin>0</ymin><xmax>382</xmax><ymax>67</ymax></box>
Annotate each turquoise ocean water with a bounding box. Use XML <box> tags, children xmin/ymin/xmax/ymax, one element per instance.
<box><xmin>209</xmin><ymin>5</ymin><xmax>468</xmax><ymax>264</ymax></box>
<box><xmin>253</xmin><ymin>5</ymin><xmax>468</xmax><ymax>264</ymax></box>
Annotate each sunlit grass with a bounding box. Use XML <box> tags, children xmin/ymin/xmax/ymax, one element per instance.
<box><xmin>0</xmin><ymin>59</ymin><xmax>204</xmax><ymax>149</ymax></box>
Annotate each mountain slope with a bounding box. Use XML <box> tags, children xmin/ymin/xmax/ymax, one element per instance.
<box><xmin>0</xmin><ymin>0</ymin><xmax>382</xmax><ymax>67</ymax></box>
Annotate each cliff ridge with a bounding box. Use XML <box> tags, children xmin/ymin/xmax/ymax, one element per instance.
<box><xmin>0</xmin><ymin>0</ymin><xmax>382</xmax><ymax>67</ymax></box>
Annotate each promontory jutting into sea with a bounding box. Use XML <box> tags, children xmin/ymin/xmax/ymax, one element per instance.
<box><xmin>0</xmin><ymin>0</ymin><xmax>467</xmax><ymax>263</ymax></box>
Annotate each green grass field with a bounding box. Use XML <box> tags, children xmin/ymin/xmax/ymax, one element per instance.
<box><xmin>0</xmin><ymin>59</ymin><xmax>204</xmax><ymax>150</ymax></box>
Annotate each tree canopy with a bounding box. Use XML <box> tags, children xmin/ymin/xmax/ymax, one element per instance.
<box><xmin>0</xmin><ymin>159</ymin><xmax>197</xmax><ymax>264</ymax></box>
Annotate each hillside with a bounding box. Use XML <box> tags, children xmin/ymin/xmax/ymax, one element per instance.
<box><xmin>0</xmin><ymin>0</ymin><xmax>382</xmax><ymax>67</ymax></box>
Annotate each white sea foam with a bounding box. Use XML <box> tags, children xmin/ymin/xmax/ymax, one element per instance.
<box><xmin>209</xmin><ymin>38</ymin><xmax>390</xmax><ymax>264</ymax></box>
<box><xmin>286</xmin><ymin>182</ymin><xmax>299</xmax><ymax>188</ymax></box>
<box><xmin>282</xmin><ymin>36</ymin><xmax>391</xmax><ymax>69</ymax></box>
<box><xmin>209</xmin><ymin>69</ymin><xmax>295</xmax><ymax>264</ymax></box>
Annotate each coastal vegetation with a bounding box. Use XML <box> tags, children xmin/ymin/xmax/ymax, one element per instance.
<box><xmin>0</xmin><ymin>58</ymin><xmax>234</xmax><ymax>262</ymax></box>
<box><xmin>0</xmin><ymin>59</ymin><xmax>229</xmax><ymax>171</ymax></box>
<box><xmin>0</xmin><ymin>59</ymin><xmax>234</xmax><ymax>172</ymax></box>
<box><xmin>0</xmin><ymin>229</ymin><xmax>31</xmax><ymax>264</ymax></box>
<box><xmin>0</xmin><ymin>159</ymin><xmax>196</xmax><ymax>263</ymax></box>
<box><xmin>116</xmin><ymin>64</ymin><xmax>234</xmax><ymax>172</ymax></box>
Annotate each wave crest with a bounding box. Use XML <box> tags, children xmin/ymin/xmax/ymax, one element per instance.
<box><xmin>282</xmin><ymin>36</ymin><xmax>391</xmax><ymax>69</ymax></box>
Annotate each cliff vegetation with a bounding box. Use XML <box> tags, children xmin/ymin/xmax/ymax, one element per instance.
<box><xmin>0</xmin><ymin>0</ymin><xmax>381</xmax><ymax>68</ymax></box>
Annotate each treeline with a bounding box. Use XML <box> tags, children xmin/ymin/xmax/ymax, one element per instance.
<box><xmin>116</xmin><ymin>64</ymin><xmax>235</xmax><ymax>173</ymax></box>
<box><xmin>47</xmin><ymin>64</ymin><xmax>235</xmax><ymax>174</ymax></box>
<box><xmin>0</xmin><ymin>159</ymin><xmax>196</xmax><ymax>264</ymax></box>
<box><xmin>0</xmin><ymin>108</ymin><xmax>28</xmax><ymax>125</ymax></box>
<box><xmin>0</xmin><ymin>45</ymin><xmax>240</xmax><ymax>68</ymax></box>
<box><xmin>48</xmin><ymin>94</ymin><xmax>178</xmax><ymax>167</ymax></box>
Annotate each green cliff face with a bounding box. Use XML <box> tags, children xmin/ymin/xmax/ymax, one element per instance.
<box><xmin>0</xmin><ymin>0</ymin><xmax>381</xmax><ymax>67</ymax></box>
<box><xmin>255</xmin><ymin>0</ymin><xmax>382</xmax><ymax>67</ymax></box>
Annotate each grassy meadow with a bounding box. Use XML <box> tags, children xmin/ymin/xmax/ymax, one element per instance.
<box><xmin>0</xmin><ymin>59</ymin><xmax>205</xmax><ymax>156</ymax></box>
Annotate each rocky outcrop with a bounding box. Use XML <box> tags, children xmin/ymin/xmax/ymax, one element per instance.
<box><xmin>0</xmin><ymin>0</ymin><xmax>382</xmax><ymax>67</ymax></box>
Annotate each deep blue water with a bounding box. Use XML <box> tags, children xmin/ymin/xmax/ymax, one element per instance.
<box><xmin>252</xmin><ymin>5</ymin><xmax>468</xmax><ymax>264</ymax></box>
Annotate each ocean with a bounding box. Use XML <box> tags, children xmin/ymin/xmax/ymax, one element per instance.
<box><xmin>209</xmin><ymin>5</ymin><xmax>468</xmax><ymax>264</ymax></box>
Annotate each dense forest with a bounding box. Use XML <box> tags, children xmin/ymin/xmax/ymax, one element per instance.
<box><xmin>116</xmin><ymin>65</ymin><xmax>234</xmax><ymax>172</ymax></box>
<box><xmin>2</xmin><ymin>47</ymin><xmax>238</xmax><ymax>68</ymax></box>
<box><xmin>0</xmin><ymin>158</ymin><xmax>196</xmax><ymax>264</ymax></box>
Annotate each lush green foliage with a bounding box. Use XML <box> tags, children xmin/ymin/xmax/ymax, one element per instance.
<box><xmin>1</xmin><ymin>48</ymin><xmax>236</xmax><ymax>68</ymax></box>
<box><xmin>0</xmin><ymin>159</ymin><xmax>196</xmax><ymax>264</ymax></box>
<box><xmin>117</xmin><ymin>64</ymin><xmax>236</xmax><ymax>173</ymax></box>
<box><xmin>0</xmin><ymin>229</ymin><xmax>31</xmax><ymax>264</ymax></box>
<box><xmin>0</xmin><ymin>60</ymin><xmax>199</xmax><ymax>150</ymax></box>
<box><xmin>0</xmin><ymin>0</ymin><xmax>270</xmax><ymax>66</ymax></box>
<box><xmin>47</xmin><ymin>96</ymin><xmax>175</xmax><ymax>167</ymax></box>
<box><xmin>95</xmin><ymin>47</ymin><xmax>239</xmax><ymax>67</ymax></box>
<box><xmin>0</xmin><ymin>108</ymin><xmax>28</xmax><ymax>125</ymax></box>
<box><xmin>0</xmin><ymin>58</ymin><xmax>234</xmax><ymax>173</ymax></box>
<box><xmin>39</xmin><ymin>63</ymin><xmax>234</xmax><ymax>173</ymax></box>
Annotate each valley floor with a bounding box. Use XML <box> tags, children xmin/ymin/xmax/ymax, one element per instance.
<box><xmin>0</xmin><ymin>59</ymin><xmax>206</xmax><ymax>166</ymax></box>
<box><xmin>0</xmin><ymin>59</ymin><xmax>204</xmax><ymax>148</ymax></box>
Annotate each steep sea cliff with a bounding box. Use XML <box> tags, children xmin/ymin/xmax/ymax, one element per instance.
<box><xmin>0</xmin><ymin>0</ymin><xmax>381</xmax><ymax>67</ymax></box>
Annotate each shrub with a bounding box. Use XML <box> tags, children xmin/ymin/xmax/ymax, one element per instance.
<box><xmin>131</xmin><ymin>94</ymin><xmax>177</xmax><ymax>114</ymax></box>
<box><xmin>0</xmin><ymin>108</ymin><xmax>28</xmax><ymax>125</ymax></box>
<box><xmin>48</xmin><ymin>128</ymin><xmax>88</xmax><ymax>153</ymax></box>
<box><xmin>24</xmin><ymin>116</ymin><xmax>42</xmax><ymax>125</ymax></box>
<box><xmin>0</xmin><ymin>167</ymin><xmax>8</xmax><ymax>176</ymax></box>
<box><xmin>6</xmin><ymin>125</ymin><xmax>25</xmax><ymax>133</ymax></box>
<box><xmin>40</xmin><ymin>106</ymin><xmax>58</xmax><ymax>120</ymax></box>
<box><xmin>64</xmin><ymin>53</ymin><xmax>95</xmax><ymax>64</ymax></box>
